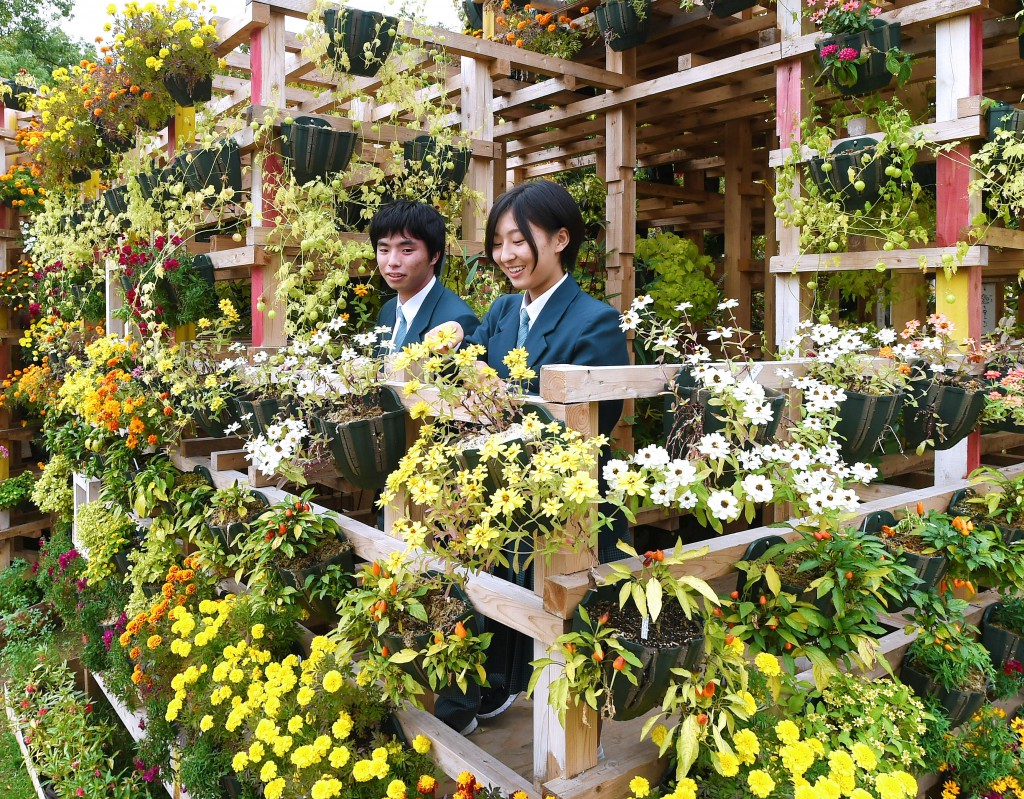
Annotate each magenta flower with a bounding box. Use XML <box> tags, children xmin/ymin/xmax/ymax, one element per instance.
<box><xmin>837</xmin><ymin>47</ymin><xmax>859</xmax><ymax>60</ymax></box>
<box><xmin>820</xmin><ymin>43</ymin><xmax>839</xmax><ymax>57</ymax></box>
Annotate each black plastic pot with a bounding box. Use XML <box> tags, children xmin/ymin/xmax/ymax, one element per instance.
<box><xmin>463</xmin><ymin>0</ymin><xmax>484</xmax><ymax>29</ymax></box>
<box><xmin>282</xmin><ymin>116</ymin><xmax>359</xmax><ymax>186</ymax></box>
<box><xmin>705</xmin><ymin>0</ymin><xmax>758</xmax><ymax>16</ymax></box>
<box><xmin>381</xmin><ymin>579</ymin><xmax>478</xmax><ymax>689</ymax></box>
<box><xmin>403</xmin><ymin>135</ymin><xmax>470</xmax><ymax>188</ymax></box>
<box><xmin>163</xmin><ymin>73</ymin><xmax>213</xmax><ymax>107</ymax></box>
<box><xmin>177</xmin><ymin>140</ymin><xmax>242</xmax><ymax>205</ymax></box>
<box><xmin>574</xmin><ymin>583</ymin><xmax>705</xmax><ymax>720</ymax></box>
<box><xmin>1</xmin><ymin>78</ymin><xmax>33</xmax><ymax>111</ymax></box>
<box><xmin>665</xmin><ymin>371</ymin><xmax>786</xmax><ymax>459</ymax></box>
<box><xmin>808</xmin><ymin>136</ymin><xmax>889</xmax><ymax>213</ymax></box>
<box><xmin>103</xmin><ymin>185</ymin><xmax>130</xmax><ymax>217</ymax></box>
<box><xmin>902</xmin><ymin>379</ymin><xmax>985</xmax><ymax>451</ymax></box>
<box><xmin>834</xmin><ymin>390</ymin><xmax>903</xmax><ymax>461</ymax></box>
<box><xmin>981</xmin><ymin>602</ymin><xmax>1024</xmax><ymax>668</ymax></box>
<box><xmin>220</xmin><ymin>775</ymin><xmax>246</xmax><ymax>799</ymax></box>
<box><xmin>986</xmin><ymin>103</ymin><xmax>1024</xmax><ymax>143</ymax></box>
<box><xmin>595</xmin><ymin>0</ymin><xmax>652</xmax><ymax>51</ymax></box>
<box><xmin>817</xmin><ymin>20</ymin><xmax>901</xmax><ymax>97</ymax></box>
<box><xmin>207</xmin><ymin>491</ymin><xmax>270</xmax><ymax>554</ymax></box>
<box><xmin>949</xmin><ymin>487</ymin><xmax>1024</xmax><ymax>545</ymax></box>
<box><xmin>309</xmin><ymin>387</ymin><xmax>407</xmax><ymax>490</ymax></box>
<box><xmin>323</xmin><ymin>7</ymin><xmax>398</xmax><ymax>77</ymax></box>
<box><xmin>899</xmin><ymin>660</ymin><xmax>987</xmax><ymax>727</ymax></box>
<box><xmin>859</xmin><ymin>510</ymin><xmax>948</xmax><ymax>593</ymax></box>
<box><xmin>193</xmin><ymin>405</ymin><xmax>232</xmax><ymax>438</ymax></box>
<box><xmin>276</xmin><ymin>534</ymin><xmax>355</xmax><ymax>627</ymax></box>
<box><xmin>70</xmin><ymin>167</ymin><xmax>93</xmax><ymax>184</ymax></box>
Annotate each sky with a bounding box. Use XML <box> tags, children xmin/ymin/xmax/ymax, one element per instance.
<box><xmin>60</xmin><ymin>0</ymin><xmax>464</xmax><ymax>50</ymax></box>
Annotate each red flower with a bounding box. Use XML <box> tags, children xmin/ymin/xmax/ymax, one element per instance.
<box><xmin>837</xmin><ymin>46</ymin><xmax>859</xmax><ymax>61</ymax></box>
<box><xmin>819</xmin><ymin>43</ymin><xmax>838</xmax><ymax>58</ymax></box>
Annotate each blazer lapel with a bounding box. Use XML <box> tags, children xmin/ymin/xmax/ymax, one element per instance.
<box><xmin>409</xmin><ymin>279</ymin><xmax>444</xmax><ymax>342</ymax></box>
<box><xmin>525</xmin><ymin>276</ymin><xmax>581</xmax><ymax>370</ymax></box>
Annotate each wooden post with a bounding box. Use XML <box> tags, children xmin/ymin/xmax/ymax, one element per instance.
<box><xmin>604</xmin><ymin>47</ymin><xmax>636</xmax><ymax>455</ymax></box>
<box><xmin>533</xmin><ymin>400</ymin><xmax>599</xmax><ymax>784</ymax></box>
<box><xmin>933</xmin><ymin>12</ymin><xmax>983</xmax><ymax>483</ymax></box>
<box><xmin>724</xmin><ymin>119</ymin><xmax>753</xmax><ymax>329</ymax></box>
<box><xmin>460</xmin><ymin>56</ymin><xmax>494</xmax><ymax>244</ymax></box>
<box><xmin>249</xmin><ymin>12</ymin><xmax>287</xmax><ymax>348</ymax></box>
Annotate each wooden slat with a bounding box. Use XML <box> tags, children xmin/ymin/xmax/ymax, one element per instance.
<box><xmin>769</xmin><ymin>246</ymin><xmax>987</xmax><ymax>274</ymax></box>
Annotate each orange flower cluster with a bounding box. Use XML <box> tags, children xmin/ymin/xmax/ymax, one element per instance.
<box><xmin>492</xmin><ymin>1</ymin><xmax>582</xmax><ymax>50</ymax></box>
<box><xmin>120</xmin><ymin>557</ymin><xmax>202</xmax><ymax>690</ymax></box>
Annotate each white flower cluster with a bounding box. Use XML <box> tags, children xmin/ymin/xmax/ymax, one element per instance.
<box><xmin>793</xmin><ymin>377</ymin><xmax>847</xmax><ymax>416</ymax></box>
<box><xmin>690</xmin><ymin>367</ymin><xmax>777</xmax><ymax>427</ymax></box>
<box><xmin>245</xmin><ymin>418</ymin><xmax>309</xmax><ymax>477</ymax></box>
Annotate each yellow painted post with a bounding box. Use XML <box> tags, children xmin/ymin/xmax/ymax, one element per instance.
<box><xmin>483</xmin><ymin>3</ymin><xmax>494</xmax><ymax>37</ymax></box>
<box><xmin>83</xmin><ymin>170</ymin><xmax>102</xmax><ymax>200</ymax></box>
<box><xmin>0</xmin><ymin>306</ymin><xmax>10</xmax><ymax>481</ymax></box>
<box><xmin>174</xmin><ymin>105</ymin><xmax>197</xmax><ymax>343</ymax></box>
<box><xmin>935</xmin><ymin>269</ymin><xmax>979</xmax><ymax>347</ymax></box>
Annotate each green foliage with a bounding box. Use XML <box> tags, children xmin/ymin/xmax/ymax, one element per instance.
<box><xmin>914</xmin><ymin>508</ymin><xmax>1024</xmax><ymax>591</ymax></box>
<box><xmin>0</xmin><ymin>559</ymin><xmax>43</xmax><ymax>619</ymax></box>
<box><xmin>0</xmin><ymin>472</ymin><xmax>35</xmax><ymax>511</ymax></box>
<box><xmin>0</xmin><ymin>0</ymin><xmax>94</xmax><ymax>83</ymax></box>
<box><xmin>636</xmin><ymin>232</ymin><xmax>719</xmax><ymax>324</ymax></box>
<box><xmin>177</xmin><ymin>735</ymin><xmax>235</xmax><ymax>799</ymax></box>
<box><xmin>75</xmin><ymin>500</ymin><xmax>136</xmax><ymax>584</ymax></box>
<box><xmin>991</xmin><ymin>595</ymin><xmax>1024</xmax><ymax>636</ymax></box>
<box><xmin>904</xmin><ymin>594</ymin><xmax>994</xmax><ymax>693</ymax></box>
<box><xmin>934</xmin><ymin>705</ymin><xmax>1024</xmax><ymax>797</ymax></box>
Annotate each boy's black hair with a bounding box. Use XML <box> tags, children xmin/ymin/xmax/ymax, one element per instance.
<box><xmin>368</xmin><ymin>200</ymin><xmax>447</xmax><ymax>274</ymax></box>
<box><xmin>484</xmin><ymin>180</ymin><xmax>585</xmax><ymax>271</ymax></box>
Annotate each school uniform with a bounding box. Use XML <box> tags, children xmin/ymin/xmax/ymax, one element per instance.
<box><xmin>461</xmin><ymin>273</ymin><xmax>631</xmax><ymax>712</ymax></box>
<box><xmin>376</xmin><ymin>276</ymin><xmax>480</xmax><ymax>352</ymax></box>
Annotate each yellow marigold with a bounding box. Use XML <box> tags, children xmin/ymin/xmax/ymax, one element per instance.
<box><xmin>775</xmin><ymin>719</ymin><xmax>800</xmax><ymax>745</ymax></box>
<box><xmin>629</xmin><ymin>777</ymin><xmax>650</xmax><ymax>798</ymax></box>
<box><xmin>747</xmin><ymin>771</ymin><xmax>775</xmax><ymax>799</ymax></box>
<box><xmin>412</xmin><ymin>734</ymin><xmax>431</xmax><ymax>754</ymax></box>
<box><xmin>755</xmin><ymin>652</ymin><xmax>781</xmax><ymax>677</ymax></box>
<box><xmin>715</xmin><ymin>752</ymin><xmax>740</xmax><ymax>778</ymax></box>
<box><xmin>417</xmin><ymin>776</ymin><xmax>437</xmax><ymax>794</ymax></box>
<box><xmin>352</xmin><ymin>760</ymin><xmax>375</xmax><ymax>782</ymax></box>
<box><xmin>322</xmin><ymin>670</ymin><xmax>343</xmax><ymax>693</ymax></box>
<box><xmin>851</xmin><ymin>742</ymin><xmax>877</xmax><ymax>771</ymax></box>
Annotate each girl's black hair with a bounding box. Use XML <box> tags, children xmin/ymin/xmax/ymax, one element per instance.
<box><xmin>484</xmin><ymin>180</ymin><xmax>585</xmax><ymax>271</ymax></box>
<box><xmin>369</xmin><ymin>200</ymin><xmax>447</xmax><ymax>274</ymax></box>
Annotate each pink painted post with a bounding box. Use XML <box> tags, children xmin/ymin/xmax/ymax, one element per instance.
<box><xmin>776</xmin><ymin>61</ymin><xmax>803</xmax><ymax>149</ymax></box>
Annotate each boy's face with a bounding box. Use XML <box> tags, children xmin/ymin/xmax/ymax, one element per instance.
<box><xmin>375</xmin><ymin>230</ymin><xmax>439</xmax><ymax>302</ymax></box>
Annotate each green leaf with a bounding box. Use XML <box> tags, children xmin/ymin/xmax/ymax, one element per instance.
<box><xmin>647</xmin><ymin>579</ymin><xmax>663</xmax><ymax>622</ymax></box>
<box><xmin>765</xmin><ymin>565</ymin><xmax>781</xmax><ymax>595</ymax></box>
<box><xmin>676</xmin><ymin>715</ymin><xmax>700</xmax><ymax>777</ymax></box>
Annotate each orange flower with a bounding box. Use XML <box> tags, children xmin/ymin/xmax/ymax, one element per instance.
<box><xmin>147</xmin><ymin>635</ymin><xmax>162</xmax><ymax>649</ymax></box>
<box><xmin>580</xmin><ymin>6</ymin><xmax>590</xmax><ymax>12</ymax></box>
<box><xmin>506</xmin><ymin>32</ymin><xmax>516</xmax><ymax>41</ymax></box>
<box><xmin>548</xmin><ymin>23</ymin><xmax>556</xmax><ymax>31</ymax></box>
<box><xmin>142</xmin><ymin>91</ymin><xmax>152</xmax><ymax>100</ymax></box>
<box><xmin>147</xmin><ymin>434</ymin><xmax>158</xmax><ymax>445</ymax></box>
<box><xmin>516</xmin><ymin>38</ymin><xmax>523</xmax><ymax>46</ymax></box>
<box><xmin>517</xmin><ymin>20</ymin><xmax>527</xmax><ymax>28</ymax></box>
<box><xmin>129</xmin><ymin>647</ymin><xmax>141</xmax><ymax>660</ymax></box>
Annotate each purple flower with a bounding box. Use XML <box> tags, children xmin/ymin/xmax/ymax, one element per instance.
<box><xmin>837</xmin><ymin>46</ymin><xmax>859</xmax><ymax>60</ymax></box>
<box><xmin>102</xmin><ymin>629</ymin><xmax>114</xmax><ymax>651</ymax></box>
<box><xmin>132</xmin><ymin>365</ymin><xmax>145</xmax><ymax>378</ymax></box>
<box><xmin>820</xmin><ymin>43</ymin><xmax>838</xmax><ymax>57</ymax></box>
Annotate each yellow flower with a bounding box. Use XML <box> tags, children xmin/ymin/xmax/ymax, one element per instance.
<box><xmin>775</xmin><ymin>719</ymin><xmax>800</xmax><ymax>745</ymax></box>
<box><xmin>288</xmin><ymin>716</ymin><xmax>303</xmax><ymax>733</ymax></box>
<box><xmin>630</xmin><ymin>777</ymin><xmax>650</xmax><ymax>798</ymax></box>
<box><xmin>323</xmin><ymin>670</ymin><xmax>343</xmax><ymax>693</ymax></box>
<box><xmin>851</xmin><ymin>742</ymin><xmax>877</xmax><ymax>771</ymax></box>
<box><xmin>748</xmin><ymin>771</ymin><xmax>775</xmax><ymax>799</ymax></box>
<box><xmin>876</xmin><ymin>774</ymin><xmax>906</xmax><ymax>799</ymax></box>
<box><xmin>232</xmin><ymin>752</ymin><xmax>248</xmax><ymax>773</ymax></box>
<box><xmin>259</xmin><ymin>760</ymin><xmax>278</xmax><ymax>782</ymax></box>
<box><xmin>329</xmin><ymin>746</ymin><xmax>350</xmax><ymax>768</ymax></box>
<box><xmin>332</xmin><ymin>711</ymin><xmax>353</xmax><ymax>740</ymax></box>
<box><xmin>671</xmin><ymin>778</ymin><xmax>698</xmax><ymax>799</ymax></box>
<box><xmin>352</xmin><ymin>760</ymin><xmax>375</xmax><ymax>782</ymax></box>
<box><xmin>264</xmin><ymin>779</ymin><xmax>285</xmax><ymax>799</ymax></box>
<box><xmin>387</xmin><ymin>780</ymin><xmax>407</xmax><ymax>799</ymax></box>
<box><xmin>650</xmin><ymin>725</ymin><xmax>668</xmax><ymax>748</ymax></box>
<box><xmin>733</xmin><ymin>728</ymin><xmax>759</xmax><ymax>764</ymax></box>
<box><xmin>755</xmin><ymin>652</ymin><xmax>781</xmax><ymax>677</ymax></box>
<box><xmin>412</xmin><ymin>734</ymin><xmax>431</xmax><ymax>754</ymax></box>
<box><xmin>251</xmin><ymin>624</ymin><xmax>265</xmax><ymax>639</ymax></box>
<box><xmin>200</xmin><ymin>715</ymin><xmax>214</xmax><ymax>732</ymax></box>
<box><xmin>715</xmin><ymin>752</ymin><xmax>740</xmax><ymax>778</ymax></box>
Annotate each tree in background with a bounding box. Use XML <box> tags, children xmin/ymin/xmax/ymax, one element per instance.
<box><xmin>0</xmin><ymin>0</ymin><xmax>95</xmax><ymax>83</ymax></box>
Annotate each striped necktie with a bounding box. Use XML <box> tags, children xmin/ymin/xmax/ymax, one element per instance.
<box><xmin>516</xmin><ymin>306</ymin><xmax>530</xmax><ymax>349</ymax></box>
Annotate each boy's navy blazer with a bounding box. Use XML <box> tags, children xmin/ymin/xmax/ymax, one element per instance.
<box><xmin>465</xmin><ymin>275</ymin><xmax>629</xmax><ymax>436</ymax></box>
<box><xmin>376</xmin><ymin>280</ymin><xmax>480</xmax><ymax>348</ymax></box>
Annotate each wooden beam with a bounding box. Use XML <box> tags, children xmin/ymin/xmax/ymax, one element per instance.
<box><xmin>769</xmin><ymin>246</ymin><xmax>987</xmax><ymax>274</ymax></box>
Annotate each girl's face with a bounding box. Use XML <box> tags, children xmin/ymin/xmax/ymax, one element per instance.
<box><xmin>490</xmin><ymin>210</ymin><xmax>568</xmax><ymax>300</ymax></box>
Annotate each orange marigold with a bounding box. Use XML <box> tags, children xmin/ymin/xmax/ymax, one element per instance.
<box><xmin>129</xmin><ymin>647</ymin><xmax>141</xmax><ymax>660</ymax></box>
<box><xmin>147</xmin><ymin>635</ymin><xmax>162</xmax><ymax>649</ymax></box>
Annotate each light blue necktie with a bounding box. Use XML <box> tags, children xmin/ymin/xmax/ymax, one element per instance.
<box><xmin>516</xmin><ymin>306</ymin><xmax>530</xmax><ymax>349</ymax></box>
<box><xmin>392</xmin><ymin>309</ymin><xmax>408</xmax><ymax>352</ymax></box>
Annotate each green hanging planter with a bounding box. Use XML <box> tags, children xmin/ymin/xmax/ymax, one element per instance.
<box><xmin>275</xmin><ymin>533</ymin><xmax>355</xmax><ymax>628</ymax></box>
<box><xmin>817</xmin><ymin>19</ymin><xmax>900</xmax><ymax>97</ymax></box>
<box><xmin>572</xmin><ymin>583</ymin><xmax>705</xmax><ymax>721</ymax></box>
<box><xmin>834</xmin><ymin>390</ymin><xmax>903</xmax><ymax>461</ymax></box>
<box><xmin>380</xmin><ymin>578</ymin><xmax>479</xmax><ymax>690</ymax></box>
<box><xmin>404</xmin><ymin>135</ymin><xmax>470</xmax><ymax>188</ymax></box>
<box><xmin>808</xmin><ymin>136</ymin><xmax>889</xmax><ymax>213</ymax></box>
<box><xmin>901</xmin><ymin>378</ymin><xmax>985</xmax><ymax>451</ymax></box>
<box><xmin>232</xmin><ymin>396</ymin><xmax>291</xmax><ymax>438</ymax></box>
<box><xmin>859</xmin><ymin>510</ymin><xmax>948</xmax><ymax>593</ymax></box>
<box><xmin>207</xmin><ymin>491</ymin><xmax>270</xmax><ymax>554</ymax></box>
<box><xmin>705</xmin><ymin>0</ymin><xmax>757</xmax><ymax>16</ymax></box>
<box><xmin>163</xmin><ymin>73</ymin><xmax>213</xmax><ymax>107</ymax></box>
<box><xmin>463</xmin><ymin>0</ymin><xmax>484</xmax><ymax>29</ymax></box>
<box><xmin>899</xmin><ymin>661</ymin><xmax>987</xmax><ymax>728</ymax></box>
<box><xmin>309</xmin><ymin>387</ymin><xmax>407</xmax><ymax>491</ymax></box>
<box><xmin>103</xmin><ymin>185</ymin><xmax>130</xmax><ymax>217</ymax></box>
<box><xmin>0</xmin><ymin>78</ymin><xmax>33</xmax><ymax>112</ymax></box>
<box><xmin>177</xmin><ymin>140</ymin><xmax>242</xmax><ymax>205</ymax></box>
<box><xmin>323</xmin><ymin>7</ymin><xmax>398</xmax><ymax>77</ymax></box>
<box><xmin>986</xmin><ymin>102</ymin><xmax>1024</xmax><ymax>143</ymax></box>
<box><xmin>664</xmin><ymin>371</ymin><xmax>786</xmax><ymax>459</ymax></box>
<box><xmin>282</xmin><ymin>115</ymin><xmax>360</xmax><ymax>186</ymax></box>
<box><xmin>981</xmin><ymin>603</ymin><xmax>1024</xmax><ymax>668</ymax></box>
<box><xmin>594</xmin><ymin>0</ymin><xmax>652</xmax><ymax>51</ymax></box>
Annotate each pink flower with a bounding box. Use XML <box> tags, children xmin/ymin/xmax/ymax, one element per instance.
<box><xmin>869</xmin><ymin>6</ymin><xmax>882</xmax><ymax>13</ymax></box>
<box><xmin>820</xmin><ymin>43</ymin><xmax>839</xmax><ymax>57</ymax></box>
<box><xmin>837</xmin><ymin>47</ymin><xmax>859</xmax><ymax>60</ymax></box>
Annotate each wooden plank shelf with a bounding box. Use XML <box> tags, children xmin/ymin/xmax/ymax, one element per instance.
<box><xmin>769</xmin><ymin>246</ymin><xmax>987</xmax><ymax>275</ymax></box>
